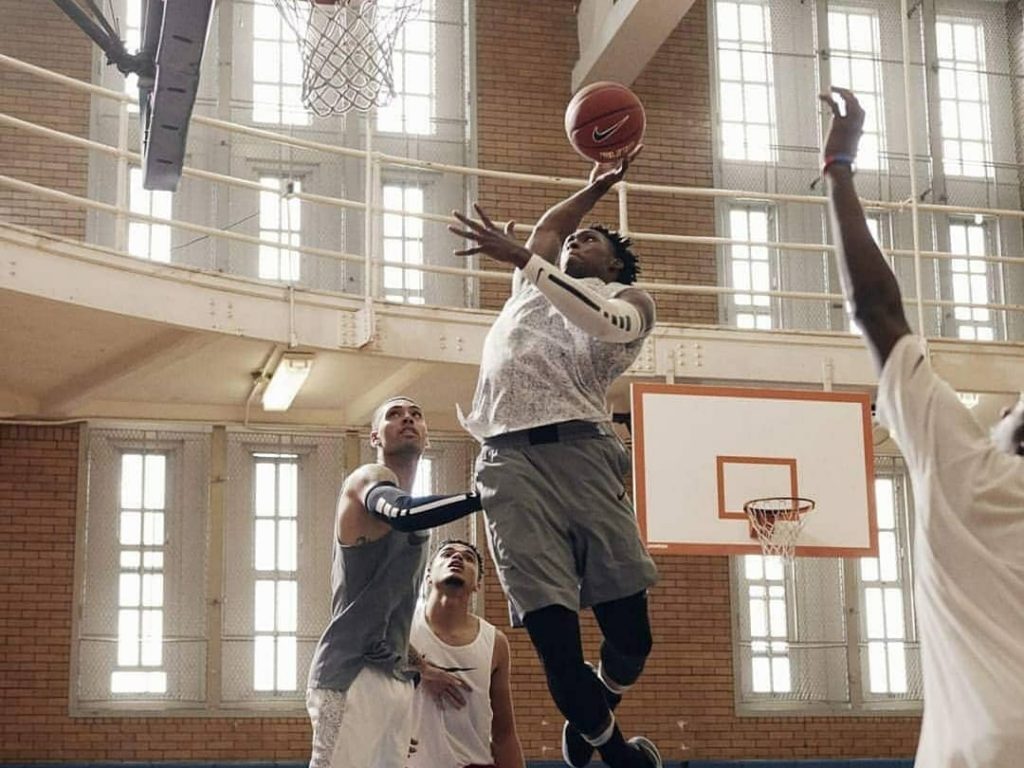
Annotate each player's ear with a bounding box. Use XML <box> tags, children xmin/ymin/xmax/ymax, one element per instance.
<box><xmin>369</xmin><ymin>428</ymin><xmax>382</xmax><ymax>448</ymax></box>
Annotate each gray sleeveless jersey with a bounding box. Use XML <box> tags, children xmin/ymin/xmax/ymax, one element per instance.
<box><xmin>460</xmin><ymin>277</ymin><xmax>649</xmax><ymax>440</ymax></box>
<box><xmin>307</xmin><ymin>528</ymin><xmax>429</xmax><ymax>692</ymax></box>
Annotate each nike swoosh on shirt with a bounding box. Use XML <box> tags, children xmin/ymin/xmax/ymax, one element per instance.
<box><xmin>592</xmin><ymin>115</ymin><xmax>630</xmax><ymax>143</ymax></box>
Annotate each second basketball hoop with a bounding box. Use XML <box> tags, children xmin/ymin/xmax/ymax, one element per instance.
<box><xmin>743</xmin><ymin>496</ymin><xmax>816</xmax><ymax>562</ymax></box>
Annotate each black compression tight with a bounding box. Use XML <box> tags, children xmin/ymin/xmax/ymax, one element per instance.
<box><xmin>523</xmin><ymin>604</ymin><xmax>610</xmax><ymax>735</ymax></box>
<box><xmin>522</xmin><ymin>591</ymin><xmax>653</xmax><ymax>734</ymax></box>
<box><xmin>593</xmin><ymin>590</ymin><xmax>653</xmax><ymax>688</ymax></box>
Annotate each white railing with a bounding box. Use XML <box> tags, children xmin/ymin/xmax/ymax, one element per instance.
<box><xmin>3</xmin><ymin>51</ymin><xmax>1024</xmax><ymax>342</ymax></box>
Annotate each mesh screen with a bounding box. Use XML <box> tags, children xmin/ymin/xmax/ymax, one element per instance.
<box><xmin>76</xmin><ymin>426</ymin><xmax>210</xmax><ymax>705</ymax></box>
<box><xmin>221</xmin><ymin>430</ymin><xmax>345</xmax><ymax>703</ymax></box>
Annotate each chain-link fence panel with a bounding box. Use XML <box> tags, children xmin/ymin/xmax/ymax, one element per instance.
<box><xmin>221</xmin><ymin>429</ymin><xmax>345</xmax><ymax>704</ymax></box>
<box><xmin>76</xmin><ymin>426</ymin><xmax>210</xmax><ymax>707</ymax></box>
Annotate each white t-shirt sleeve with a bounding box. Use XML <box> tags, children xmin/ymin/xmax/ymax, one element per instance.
<box><xmin>876</xmin><ymin>335</ymin><xmax>989</xmax><ymax>509</ymax></box>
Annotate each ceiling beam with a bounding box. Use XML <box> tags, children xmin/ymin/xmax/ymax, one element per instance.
<box><xmin>343</xmin><ymin>361</ymin><xmax>438</xmax><ymax>427</ymax></box>
<box><xmin>39</xmin><ymin>329</ymin><xmax>218</xmax><ymax>416</ymax></box>
<box><xmin>573</xmin><ymin>0</ymin><xmax>696</xmax><ymax>90</ymax></box>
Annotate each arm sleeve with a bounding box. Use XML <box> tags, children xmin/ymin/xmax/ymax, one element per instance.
<box><xmin>363</xmin><ymin>481</ymin><xmax>481</xmax><ymax>532</ymax></box>
<box><xmin>521</xmin><ymin>254</ymin><xmax>648</xmax><ymax>343</ymax></box>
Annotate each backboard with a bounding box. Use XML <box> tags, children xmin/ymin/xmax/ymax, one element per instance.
<box><xmin>632</xmin><ymin>382</ymin><xmax>877</xmax><ymax>557</ymax></box>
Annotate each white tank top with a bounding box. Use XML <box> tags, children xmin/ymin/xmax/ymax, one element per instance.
<box><xmin>407</xmin><ymin>604</ymin><xmax>496</xmax><ymax>768</ymax></box>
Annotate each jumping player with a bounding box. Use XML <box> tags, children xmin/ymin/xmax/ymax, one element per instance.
<box><xmin>449</xmin><ymin>151</ymin><xmax>662</xmax><ymax>768</ymax></box>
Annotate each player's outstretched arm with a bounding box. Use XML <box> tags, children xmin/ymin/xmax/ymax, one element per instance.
<box><xmin>490</xmin><ymin>631</ymin><xmax>526</xmax><ymax>768</ymax></box>
<box><xmin>362</xmin><ymin>477</ymin><xmax>481</xmax><ymax>533</ymax></box>
<box><xmin>339</xmin><ymin>464</ymin><xmax>480</xmax><ymax>538</ymax></box>
<box><xmin>450</xmin><ymin>205</ymin><xmax>652</xmax><ymax>343</ymax></box>
<box><xmin>821</xmin><ymin>87</ymin><xmax>910</xmax><ymax>371</ymax></box>
<box><xmin>525</xmin><ymin>146</ymin><xmax>642</xmax><ymax>263</ymax></box>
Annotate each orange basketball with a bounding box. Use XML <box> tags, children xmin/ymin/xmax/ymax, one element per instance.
<box><xmin>564</xmin><ymin>81</ymin><xmax>646</xmax><ymax>163</ymax></box>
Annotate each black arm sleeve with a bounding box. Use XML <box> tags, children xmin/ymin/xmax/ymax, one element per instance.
<box><xmin>363</xmin><ymin>481</ymin><xmax>482</xmax><ymax>532</ymax></box>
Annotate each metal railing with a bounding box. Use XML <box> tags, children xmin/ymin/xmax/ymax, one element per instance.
<box><xmin>3</xmin><ymin>51</ymin><xmax>1024</xmax><ymax>343</ymax></box>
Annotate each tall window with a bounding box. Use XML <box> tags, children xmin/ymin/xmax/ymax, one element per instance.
<box><xmin>252</xmin><ymin>453</ymin><xmax>299</xmax><ymax>692</ymax></box>
<box><xmin>858</xmin><ymin>466</ymin><xmax>918</xmax><ymax>699</ymax></box>
<box><xmin>128</xmin><ymin>167</ymin><xmax>172</xmax><ymax>262</ymax></box>
<box><xmin>259</xmin><ymin>178</ymin><xmax>302</xmax><ymax>282</ymax></box>
<box><xmin>113</xmin><ymin>452</ymin><xmax>167</xmax><ymax>694</ymax></box>
<box><xmin>252</xmin><ymin>0</ymin><xmax>309</xmax><ymax>125</ymax></box>
<box><xmin>936</xmin><ymin>19</ymin><xmax>993</xmax><ymax>178</ymax></box>
<box><xmin>728</xmin><ymin>205</ymin><xmax>773</xmax><ymax>329</ymax></box>
<box><xmin>827</xmin><ymin>8</ymin><xmax>885</xmax><ymax>170</ymax></box>
<box><xmin>382</xmin><ymin>184</ymin><xmax>425</xmax><ymax>304</ymax></box>
<box><xmin>742</xmin><ymin>555</ymin><xmax>791</xmax><ymax>694</ymax></box>
<box><xmin>377</xmin><ymin>0</ymin><xmax>434</xmax><ymax>134</ymax></box>
<box><xmin>412</xmin><ymin>456</ymin><xmax>433</xmax><ymax>496</ymax></box>
<box><xmin>949</xmin><ymin>218</ymin><xmax>995</xmax><ymax>341</ymax></box>
<box><xmin>715</xmin><ymin>0</ymin><xmax>776</xmax><ymax>162</ymax></box>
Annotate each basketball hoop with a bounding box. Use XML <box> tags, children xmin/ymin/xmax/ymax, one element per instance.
<box><xmin>743</xmin><ymin>497</ymin><xmax>815</xmax><ymax>562</ymax></box>
<box><xmin>273</xmin><ymin>0</ymin><xmax>423</xmax><ymax>116</ymax></box>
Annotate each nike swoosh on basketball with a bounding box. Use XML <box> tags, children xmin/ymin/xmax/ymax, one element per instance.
<box><xmin>592</xmin><ymin>115</ymin><xmax>630</xmax><ymax>143</ymax></box>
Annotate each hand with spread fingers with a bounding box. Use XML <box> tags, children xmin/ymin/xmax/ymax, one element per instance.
<box><xmin>418</xmin><ymin>661</ymin><xmax>471</xmax><ymax>710</ymax></box>
<box><xmin>449</xmin><ymin>203</ymin><xmax>532</xmax><ymax>269</ymax></box>
<box><xmin>819</xmin><ymin>86</ymin><xmax>865</xmax><ymax>166</ymax></box>
<box><xmin>588</xmin><ymin>143</ymin><xmax>643</xmax><ymax>187</ymax></box>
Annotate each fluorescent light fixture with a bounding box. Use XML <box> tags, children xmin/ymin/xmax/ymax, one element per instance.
<box><xmin>957</xmin><ymin>392</ymin><xmax>980</xmax><ymax>409</ymax></box>
<box><xmin>262</xmin><ymin>353</ymin><xmax>313</xmax><ymax>411</ymax></box>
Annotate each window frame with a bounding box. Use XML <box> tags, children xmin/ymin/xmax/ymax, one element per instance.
<box><xmin>713</xmin><ymin>0</ymin><xmax>779</xmax><ymax>163</ymax></box>
<box><xmin>826</xmin><ymin>6</ymin><xmax>887</xmax><ymax>171</ymax></box>
<box><xmin>934</xmin><ymin>16</ymin><xmax>994</xmax><ymax>179</ymax></box>
<box><xmin>258</xmin><ymin>176</ymin><xmax>303</xmax><ymax>283</ymax></box>
<box><xmin>251</xmin><ymin>0</ymin><xmax>310</xmax><ymax>126</ymax></box>
<box><xmin>376</xmin><ymin>0</ymin><xmax>437</xmax><ymax>135</ymax></box>
<box><xmin>381</xmin><ymin>181</ymin><xmax>427</xmax><ymax>304</ymax></box>
<box><xmin>724</xmin><ymin>202</ymin><xmax>776</xmax><ymax>330</ymax></box>
<box><xmin>732</xmin><ymin>457</ymin><xmax>923</xmax><ymax>715</ymax></box>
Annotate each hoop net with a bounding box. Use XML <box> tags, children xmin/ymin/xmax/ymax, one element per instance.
<box><xmin>743</xmin><ymin>497</ymin><xmax>815</xmax><ymax>561</ymax></box>
<box><xmin>274</xmin><ymin>0</ymin><xmax>423</xmax><ymax>116</ymax></box>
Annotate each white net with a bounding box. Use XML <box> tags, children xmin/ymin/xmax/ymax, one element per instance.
<box><xmin>274</xmin><ymin>0</ymin><xmax>423</xmax><ymax>116</ymax></box>
<box><xmin>744</xmin><ymin>497</ymin><xmax>815</xmax><ymax>561</ymax></box>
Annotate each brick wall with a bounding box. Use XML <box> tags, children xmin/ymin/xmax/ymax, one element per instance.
<box><xmin>475</xmin><ymin>0</ymin><xmax>718</xmax><ymax>323</ymax></box>
<box><xmin>0</xmin><ymin>0</ymin><xmax>91</xmax><ymax>238</ymax></box>
<box><xmin>484</xmin><ymin>557</ymin><xmax>920</xmax><ymax>762</ymax></box>
<box><xmin>0</xmin><ymin>424</ymin><xmax>314</xmax><ymax>759</ymax></box>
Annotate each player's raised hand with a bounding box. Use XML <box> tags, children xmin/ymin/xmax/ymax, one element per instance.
<box><xmin>819</xmin><ymin>86</ymin><xmax>865</xmax><ymax>164</ymax></box>
<box><xmin>449</xmin><ymin>203</ymin><xmax>531</xmax><ymax>268</ymax></box>
<box><xmin>589</xmin><ymin>143</ymin><xmax>644</xmax><ymax>187</ymax></box>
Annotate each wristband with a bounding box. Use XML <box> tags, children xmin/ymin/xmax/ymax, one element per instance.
<box><xmin>822</xmin><ymin>153</ymin><xmax>855</xmax><ymax>176</ymax></box>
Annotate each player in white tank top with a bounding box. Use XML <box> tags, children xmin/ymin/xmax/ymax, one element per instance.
<box><xmin>407</xmin><ymin>540</ymin><xmax>524</xmax><ymax>768</ymax></box>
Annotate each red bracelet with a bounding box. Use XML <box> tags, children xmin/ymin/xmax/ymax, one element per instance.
<box><xmin>822</xmin><ymin>154</ymin><xmax>855</xmax><ymax>175</ymax></box>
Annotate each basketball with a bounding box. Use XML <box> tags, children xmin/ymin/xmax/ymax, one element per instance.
<box><xmin>564</xmin><ymin>81</ymin><xmax>646</xmax><ymax>163</ymax></box>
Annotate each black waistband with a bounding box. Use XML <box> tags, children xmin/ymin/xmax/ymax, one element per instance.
<box><xmin>482</xmin><ymin>420</ymin><xmax>613</xmax><ymax>448</ymax></box>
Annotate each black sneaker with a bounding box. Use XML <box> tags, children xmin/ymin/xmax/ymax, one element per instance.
<box><xmin>561</xmin><ymin>720</ymin><xmax>594</xmax><ymax>768</ymax></box>
<box><xmin>627</xmin><ymin>736</ymin><xmax>663</xmax><ymax>768</ymax></box>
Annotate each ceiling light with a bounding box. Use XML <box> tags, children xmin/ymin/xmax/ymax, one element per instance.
<box><xmin>262</xmin><ymin>353</ymin><xmax>313</xmax><ymax>412</ymax></box>
<box><xmin>957</xmin><ymin>392</ymin><xmax>980</xmax><ymax>409</ymax></box>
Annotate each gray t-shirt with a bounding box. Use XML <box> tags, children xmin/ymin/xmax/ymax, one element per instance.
<box><xmin>460</xmin><ymin>277</ymin><xmax>649</xmax><ymax>440</ymax></box>
<box><xmin>307</xmin><ymin>528</ymin><xmax>429</xmax><ymax>692</ymax></box>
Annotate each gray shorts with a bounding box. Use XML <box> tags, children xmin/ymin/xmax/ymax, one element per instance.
<box><xmin>475</xmin><ymin>420</ymin><xmax>658</xmax><ymax>621</ymax></box>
